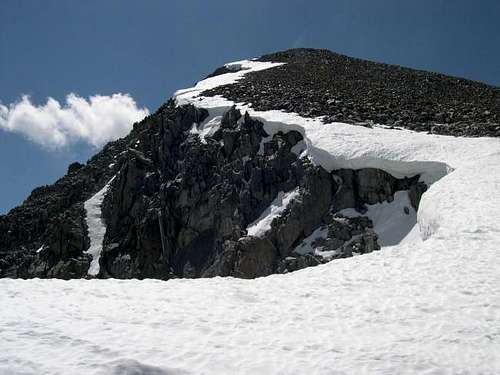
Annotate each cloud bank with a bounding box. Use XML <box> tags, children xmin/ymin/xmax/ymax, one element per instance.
<box><xmin>0</xmin><ymin>93</ymin><xmax>149</xmax><ymax>149</ymax></box>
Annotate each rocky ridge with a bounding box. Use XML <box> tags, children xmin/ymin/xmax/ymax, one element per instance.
<box><xmin>204</xmin><ymin>49</ymin><xmax>500</xmax><ymax>137</ymax></box>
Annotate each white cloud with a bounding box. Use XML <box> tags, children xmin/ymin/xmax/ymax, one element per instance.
<box><xmin>0</xmin><ymin>93</ymin><xmax>149</xmax><ymax>149</ymax></box>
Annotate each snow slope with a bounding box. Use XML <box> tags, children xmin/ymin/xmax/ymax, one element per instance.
<box><xmin>84</xmin><ymin>176</ymin><xmax>115</xmax><ymax>276</ymax></box>
<box><xmin>1</xmin><ymin>59</ymin><xmax>500</xmax><ymax>374</ymax></box>
<box><xmin>246</xmin><ymin>188</ymin><xmax>300</xmax><ymax>237</ymax></box>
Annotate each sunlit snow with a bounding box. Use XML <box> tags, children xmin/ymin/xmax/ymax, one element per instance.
<box><xmin>84</xmin><ymin>176</ymin><xmax>115</xmax><ymax>276</ymax></box>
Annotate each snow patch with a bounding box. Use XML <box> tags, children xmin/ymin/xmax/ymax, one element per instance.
<box><xmin>174</xmin><ymin>60</ymin><xmax>285</xmax><ymax>107</ymax></box>
<box><xmin>293</xmin><ymin>225</ymin><xmax>329</xmax><ymax>255</ymax></box>
<box><xmin>84</xmin><ymin>176</ymin><xmax>115</xmax><ymax>276</ymax></box>
<box><xmin>340</xmin><ymin>191</ymin><xmax>416</xmax><ymax>247</ymax></box>
<box><xmin>246</xmin><ymin>188</ymin><xmax>300</xmax><ymax>237</ymax></box>
<box><xmin>191</xmin><ymin>115</ymin><xmax>223</xmax><ymax>143</ymax></box>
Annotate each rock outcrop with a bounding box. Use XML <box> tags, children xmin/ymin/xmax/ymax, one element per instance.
<box><xmin>0</xmin><ymin>100</ymin><xmax>425</xmax><ymax>279</ymax></box>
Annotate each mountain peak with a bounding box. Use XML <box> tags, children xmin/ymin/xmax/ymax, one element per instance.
<box><xmin>203</xmin><ymin>48</ymin><xmax>500</xmax><ymax>137</ymax></box>
<box><xmin>1</xmin><ymin>49</ymin><xmax>500</xmax><ymax>280</ymax></box>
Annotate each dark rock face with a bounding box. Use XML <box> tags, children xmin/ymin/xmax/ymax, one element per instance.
<box><xmin>27</xmin><ymin>204</ymin><xmax>91</xmax><ymax>279</ymax></box>
<box><xmin>4</xmin><ymin>48</ymin><xmax>459</xmax><ymax>279</ymax></box>
<box><xmin>99</xmin><ymin>104</ymin><xmax>322</xmax><ymax>279</ymax></box>
<box><xmin>0</xmin><ymin>101</ymin><xmax>425</xmax><ymax>279</ymax></box>
<box><xmin>204</xmin><ymin>48</ymin><xmax>500</xmax><ymax>137</ymax></box>
<box><xmin>232</xmin><ymin>236</ymin><xmax>277</xmax><ymax>278</ymax></box>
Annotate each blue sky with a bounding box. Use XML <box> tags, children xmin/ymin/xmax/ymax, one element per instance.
<box><xmin>1</xmin><ymin>0</ymin><xmax>499</xmax><ymax>214</ymax></box>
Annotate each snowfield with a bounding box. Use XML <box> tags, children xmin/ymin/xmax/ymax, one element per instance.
<box><xmin>1</xmin><ymin>60</ymin><xmax>500</xmax><ymax>375</ymax></box>
<box><xmin>1</xmin><ymin>235</ymin><xmax>499</xmax><ymax>374</ymax></box>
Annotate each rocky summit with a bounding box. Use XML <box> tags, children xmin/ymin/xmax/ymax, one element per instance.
<box><xmin>206</xmin><ymin>49</ymin><xmax>500</xmax><ymax>137</ymax></box>
<box><xmin>4</xmin><ymin>47</ymin><xmax>499</xmax><ymax>280</ymax></box>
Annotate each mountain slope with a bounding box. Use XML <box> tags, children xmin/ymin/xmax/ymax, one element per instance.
<box><xmin>1</xmin><ymin>48</ymin><xmax>500</xmax><ymax>374</ymax></box>
<box><xmin>0</xmin><ymin>48</ymin><xmax>499</xmax><ymax>280</ymax></box>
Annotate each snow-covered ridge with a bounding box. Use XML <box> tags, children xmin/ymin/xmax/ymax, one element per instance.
<box><xmin>84</xmin><ymin>176</ymin><xmax>115</xmax><ymax>276</ymax></box>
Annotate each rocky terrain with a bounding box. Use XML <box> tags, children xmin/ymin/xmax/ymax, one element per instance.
<box><xmin>0</xmin><ymin>99</ymin><xmax>426</xmax><ymax>279</ymax></box>
<box><xmin>205</xmin><ymin>49</ymin><xmax>500</xmax><ymax>137</ymax></box>
<box><xmin>9</xmin><ymin>47</ymin><xmax>500</xmax><ymax>279</ymax></box>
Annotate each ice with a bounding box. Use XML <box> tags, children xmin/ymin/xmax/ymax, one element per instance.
<box><xmin>84</xmin><ymin>176</ymin><xmax>115</xmax><ymax>276</ymax></box>
<box><xmin>246</xmin><ymin>188</ymin><xmax>300</xmax><ymax>237</ymax></box>
<box><xmin>2</xmin><ymin>59</ymin><xmax>500</xmax><ymax>374</ymax></box>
